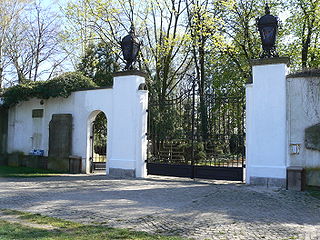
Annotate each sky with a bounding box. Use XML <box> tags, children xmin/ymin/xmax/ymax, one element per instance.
<box><xmin>42</xmin><ymin>0</ymin><xmax>65</xmax><ymax>9</ymax></box>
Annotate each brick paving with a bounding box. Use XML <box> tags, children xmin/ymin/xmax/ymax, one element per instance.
<box><xmin>0</xmin><ymin>174</ymin><xmax>320</xmax><ymax>239</ymax></box>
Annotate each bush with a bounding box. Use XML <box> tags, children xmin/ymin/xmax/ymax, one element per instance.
<box><xmin>1</xmin><ymin>72</ymin><xmax>97</xmax><ymax>107</ymax></box>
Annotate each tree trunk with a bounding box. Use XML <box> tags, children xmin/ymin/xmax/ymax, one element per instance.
<box><xmin>301</xmin><ymin>18</ymin><xmax>315</xmax><ymax>69</ymax></box>
<box><xmin>198</xmin><ymin>39</ymin><xmax>208</xmax><ymax>141</ymax></box>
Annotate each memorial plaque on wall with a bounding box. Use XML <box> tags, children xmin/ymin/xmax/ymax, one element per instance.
<box><xmin>48</xmin><ymin>114</ymin><xmax>72</xmax><ymax>158</ymax></box>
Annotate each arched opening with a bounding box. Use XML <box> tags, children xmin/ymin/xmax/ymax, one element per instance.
<box><xmin>88</xmin><ymin>111</ymin><xmax>107</xmax><ymax>173</ymax></box>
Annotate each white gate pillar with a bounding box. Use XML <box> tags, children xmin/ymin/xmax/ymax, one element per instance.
<box><xmin>108</xmin><ymin>71</ymin><xmax>148</xmax><ymax>178</ymax></box>
<box><xmin>246</xmin><ymin>58</ymin><xmax>289</xmax><ymax>187</ymax></box>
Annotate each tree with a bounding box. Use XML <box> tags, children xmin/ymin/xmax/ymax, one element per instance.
<box><xmin>0</xmin><ymin>0</ymin><xmax>29</xmax><ymax>87</ymax></box>
<box><xmin>64</xmin><ymin>0</ymin><xmax>125</xmax><ymax>67</ymax></box>
<box><xmin>285</xmin><ymin>0</ymin><xmax>320</xmax><ymax>69</ymax></box>
<box><xmin>5</xmin><ymin>1</ymin><xmax>67</xmax><ymax>84</ymax></box>
<box><xmin>77</xmin><ymin>41</ymin><xmax>119</xmax><ymax>87</ymax></box>
<box><xmin>185</xmin><ymin>0</ymin><xmax>230</xmax><ymax>140</ymax></box>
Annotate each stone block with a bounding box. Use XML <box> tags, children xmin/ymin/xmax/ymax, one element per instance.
<box><xmin>250</xmin><ymin>176</ymin><xmax>286</xmax><ymax>188</ymax></box>
<box><xmin>287</xmin><ymin>167</ymin><xmax>305</xmax><ymax>191</ymax></box>
<box><xmin>25</xmin><ymin>157</ymin><xmax>37</xmax><ymax>168</ymax></box>
<box><xmin>69</xmin><ymin>155</ymin><xmax>82</xmax><ymax>174</ymax></box>
<box><xmin>47</xmin><ymin>157</ymin><xmax>69</xmax><ymax>172</ymax></box>
<box><xmin>250</xmin><ymin>177</ymin><xmax>268</xmax><ymax>186</ymax></box>
<box><xmin>23</xmin><ymin>156</ymin><xmax>48</xmax><ymax>169</ymax></box>
<box><xmin>49</xmin><ymin>114</ymin><xmax>72</xmax><ymax>158</ymax></box>
<box><xmin>305</xmin><ymin>123</ymin><xmax>320</xmax><ymax>151</ymax></box>
<box><xmin>268</xmin><ymin>178</ymin><xmax>286</xmax><ymax>188</ymax></box>
<box><xmin>7</xmin><ymin>153</ymin><xmax>23</xmax><ymax>167</ymax></box>
<box><xmin>109</xmin><ymin>168</ymin><xmax>135</xmax><ymax>178</ymax></box>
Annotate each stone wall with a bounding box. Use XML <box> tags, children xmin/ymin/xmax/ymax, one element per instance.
<box><xmin>0</xmin><ymin>153</ymin><xmax>69</xmax><ymax>172</ymax></box>
<box><xmin>287</xmin><ymin>71</ymin><xmax>320</xmax><ymax>187</ymax></box>
<box><xmin>6</xmin><ymin>72</ymin><xmax>148</xmax><ymax>177</ymax></box>
<box><xmin>0</xmin><ymin>108</ymin><xmax>8</xmax><ymax>154</ymax></box>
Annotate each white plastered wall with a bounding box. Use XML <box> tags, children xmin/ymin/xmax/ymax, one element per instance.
<box><xmin>7</xmin><ymin>73</ymin><xmax>148</xmax><ymax>177</ymax></box>
<box><xmin>287</xmin><ymin>76</ymin><xmax>320</xmax><ymax>168</ymax></box>
<box><xmin>246</xmin><ymin>62</ymin><xmax>289</xmax><ymax>184</ymax></box>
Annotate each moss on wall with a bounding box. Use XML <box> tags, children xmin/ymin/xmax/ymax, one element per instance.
<box><xmin>305</xmin><ymin>123</ymin><xmax>320</xmax><ymax>151</ymax></box>
<box><xmin>306</xmin><ymin>168</ymin><xmax>320</xmax><ymax>187</ymax></box>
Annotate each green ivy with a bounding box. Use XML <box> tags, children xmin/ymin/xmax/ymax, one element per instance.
<box><xmin>1</xmin><ymin>72</ymin><xmax>97</xmax><ymax>108</ymax></box>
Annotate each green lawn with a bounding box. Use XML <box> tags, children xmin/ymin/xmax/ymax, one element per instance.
<box><xmin>0</xmin><ymin>210</ymin><xmax>184</xmax><ymax>240</ymax></box>
<box><xmin>0</xmin><ymin>165</ymin><xmax>66</xmax><ymax>178</ymax></box>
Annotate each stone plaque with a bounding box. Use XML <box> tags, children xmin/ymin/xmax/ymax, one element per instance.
<box><xmin>32</xmin><ymin>109</ymin><xmax>44</xmax><ymax>118</ymax></box>
<box><xmin>305</xmin><ymin>123</ymin><xmax>320</xmax><ymax>151</ymax></box>
<box><xmin>48</xmin><ymin>114</ymin><xmax>72</xmax><ymax>158</ymax></box>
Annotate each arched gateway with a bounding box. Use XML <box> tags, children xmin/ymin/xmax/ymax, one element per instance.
<box><xmin>5</xmin><ymin>71</ymin><xmax>148</xmax><ymax>178</ymax></box>
<box><xmin>87</xmin><ymin>110</ymin><xmax>108</xmax><ymax>173</ymax></box>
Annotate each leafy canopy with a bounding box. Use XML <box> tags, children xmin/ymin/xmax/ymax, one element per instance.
<box><xmin>1</xmin><ymin>72</ymin><xmax>97</xmax><ymax>108</ymax></box>
<box><xmin>77</xmin><ymin>41</ymin><xmax>119</xmax><ymax>87</ymax></box>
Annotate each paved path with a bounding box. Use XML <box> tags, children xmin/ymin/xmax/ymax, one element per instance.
<box><xmin>0</xmin><ymin>174</ymin><xmax>320</xmax><ymax>240</ymax></box>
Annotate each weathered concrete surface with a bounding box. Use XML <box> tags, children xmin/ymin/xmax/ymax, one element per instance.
<box><xmin>307</xmin><ymin>169</ymin><xmax>320</xmax><ymax>187</ymax></box>
<box><xmin>0</xmin><ymin>175</ymin><xmax>320</xmax><ymax>240</ymax></box>
<box><xmin>0</xmin><ymin>108</ymin><xmax>8</xmax><ymax>155</ymax></box>
<box><xmin>305</xmin><ymin>123</ymin><xmax>320</xmax><ymax>151</ymax></box>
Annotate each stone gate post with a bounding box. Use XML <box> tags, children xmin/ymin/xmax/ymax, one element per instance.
<box><xmin>108</xmin><ymin>71</ymin><xmax>148</xmax><ymax>178</ymax></box>
<box><xmin>246</xmin><ymin>57</ymin><xmax>289</xmax><ymax>187</ymax></box>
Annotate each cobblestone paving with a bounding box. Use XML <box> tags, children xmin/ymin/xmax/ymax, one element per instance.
<box><xmin>1</xmin><ymin>174</ymin><xmax>320</xmax><ymax>240</ymax></box>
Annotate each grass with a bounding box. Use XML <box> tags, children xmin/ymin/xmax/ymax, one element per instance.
<box><xmin>0</xmin><ymin>165</ymin><xmax>66</xmax><ymax>178</ymax></box>
<box><xmin>306</xmin><ymin>186</ymin><xmax>320</xmax><ymax>200</ymax></box>
<box><xmin>0</xmin><ymin>209</ymin><xmax>184</xmax><ymax>240</ymax></box>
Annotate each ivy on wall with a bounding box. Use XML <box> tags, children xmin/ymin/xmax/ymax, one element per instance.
<box><xmin>0</xmin><ymin>72</ymin><xmax>97</xmax><ymax>108</ymax></box>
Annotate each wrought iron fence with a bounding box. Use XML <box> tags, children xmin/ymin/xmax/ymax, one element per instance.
<box><xmin>147</xmin><ymin>92</ymin><xmax>245</xmax><ymax>168</ymax></box>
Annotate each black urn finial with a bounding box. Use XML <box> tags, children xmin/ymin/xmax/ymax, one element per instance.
<box><xmin>257</xmin><ymin>4</ymin><xmax>279</xmax><ymax>58</ymax></box>
<box><xmin>120</xmin><ymin>24</ymin><xmax>141</xmax><ymax>70</ymax></box>
<box><xmin>265</xmin><ymin>3</ymin><xmax>270</xmax><ymax>15</ymax></box>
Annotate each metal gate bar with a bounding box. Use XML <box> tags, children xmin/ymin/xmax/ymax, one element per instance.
<box><xmin>147</xmin><ymin>92</ymin><xmax>245</xmax><ymax>181</ymax></box>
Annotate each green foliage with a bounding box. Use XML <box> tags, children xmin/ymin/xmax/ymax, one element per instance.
<box><xmin>77</xmin><ymin>41</ymin><xmax>119</xmax><ymax>87</ymax></box>
<box><xmin>93</xmin><ymin>112</ymin><xmax>107</xmax><ymax>155</ymax></box>
<box><xmin>282</xmin><ymin>0</ymin><xmax>320</xmax><ymax>69</ymax></box>
<box><xmin>1</xmin><ymin>72</ymin><xmax>97</xmax><ymax>107</ymax></box>
<box><xmin>178</xmin><ymin>142</ymin><xmax>207</xmax><ymax>163</ymax></box>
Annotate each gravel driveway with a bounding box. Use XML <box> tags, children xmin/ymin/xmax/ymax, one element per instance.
<box><xmin>0</xmin><ymin>174</ymin><xmax>320</xmax><ymax>240</ymax></box>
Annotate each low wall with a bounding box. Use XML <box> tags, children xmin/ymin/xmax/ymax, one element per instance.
<box><xmin>287</xmin><ymin>70</ymin><xmax>320</xmax><ymax>187</ymax></box>
<box><xmin>0</xmin><ymin>153</ymin><xmax>71</xmax><ymax>172</ymax></box>
<box><xmin>6</xmin><ymin>72</ymin><xmax>148</xmax><ymax>177</ymax></box>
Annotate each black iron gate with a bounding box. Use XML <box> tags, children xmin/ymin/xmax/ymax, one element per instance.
<box><xmin>89</xmin><ymin>113</ymin><xmax>107</xmax><ymax>172</ymax></box>
<box><xmin>146</xmin><ymin>91</ymin><xmax>245</xmax><ymax>181</ymax></box>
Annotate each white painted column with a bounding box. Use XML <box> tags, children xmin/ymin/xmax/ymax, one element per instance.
<box><xmin>135</xmin><ymin>89</ymin><xmax>148</xmax><ymax>178</ymax></box>
<box><xmin>108</xmin><ymin>71</ymin><xmax>148</xmax><ymax>178</ymax></box>
<box><xmin>246</xmin><ymin>58</ymin><xmax>289</xmax><ymax>187</ymax></box>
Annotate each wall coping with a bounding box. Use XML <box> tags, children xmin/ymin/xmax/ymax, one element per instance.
<box><xmin>287</xmin><ymin>69</ymin><xmax>320</xmax><ymax>78</ymax></box>
<box><xmin>113</xmin><ymin>70</ymin><xmax>147</xmax><ymax>78</ymax></box>
<box><xmin>251</xmin><ymin>57</ymin><xmax>290</xmax><ymax>66</ymax></box>
<box><xmin>75</xmin><ymin>86</ymin><xmax>113</xmax><ymax>92</ymax></box>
